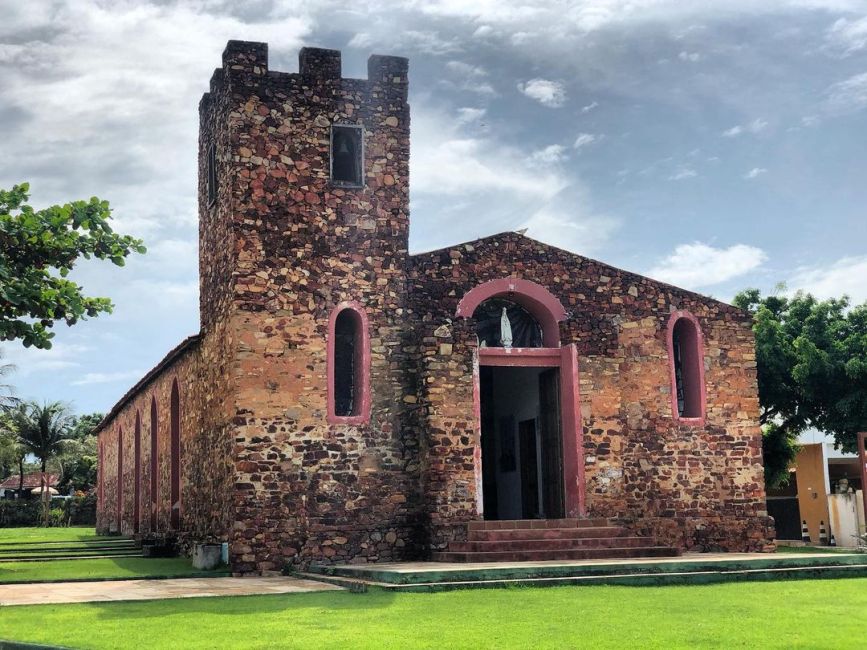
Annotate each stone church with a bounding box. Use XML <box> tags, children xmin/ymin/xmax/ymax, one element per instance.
<box><xmin>95</xmin><ymin>41</ymin><xmax>774</xmax><ymax>573</ymax></box>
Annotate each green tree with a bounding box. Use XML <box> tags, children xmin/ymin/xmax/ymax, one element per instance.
<box><xmin>10</xmin><ymin>401</ymin><xmax>75</xmax><ymax>523</ymax></box>
<box><xmin>0</xmin><ymin>183</ymin><xmax>146</xmax><ymax>349</ymax></box>
<box><xmin>55</xmin><ymin>412</ymin><xmax>102</xmax><ymax>492</ymax></box>
<box><xmin>734</xmin><ymin>288</ymin><xmax>867</xmax><ymax>488</ymax></box>
<box><xmin>0</xmin><ymin>349</ymin><xmax>18</xmax><ymax>412</ymax></box>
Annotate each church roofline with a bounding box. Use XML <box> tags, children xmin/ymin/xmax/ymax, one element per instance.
<box><xmin>94</xmin><ymin>334</ymin><xmax>201</xmax><ymax>435</ymax></box>
<box><xmin>409</xmin><ymin>230</ymin><xmax>746</xmax><ymax>315</ymax></box>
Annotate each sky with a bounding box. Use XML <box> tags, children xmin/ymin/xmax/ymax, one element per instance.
<box><xmin>2</xmin><ymin>0</ymin><xmax>867</xmax><ymax>415</ymax></box>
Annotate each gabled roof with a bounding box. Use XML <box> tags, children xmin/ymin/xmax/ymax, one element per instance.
<box><xmin>0</xmin><ymin>472</ymin><xmax>59</xmax><ymax>490</ymax></box>
<box><xmin>410</xmin><ymin>231</ymin><xmax>744</xmax><ymax>314</ymax></box>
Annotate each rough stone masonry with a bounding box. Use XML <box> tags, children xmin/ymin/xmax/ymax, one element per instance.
<box><xmin>95</xmin><ymin>40</ymin><xmax>774</xmax><ymax>574</ymax></box>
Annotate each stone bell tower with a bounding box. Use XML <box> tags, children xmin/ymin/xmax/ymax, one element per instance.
<box><xmin>197</xmin><ymin>41</ymin><xmax>420</xmax><ymax>571</ymax></box>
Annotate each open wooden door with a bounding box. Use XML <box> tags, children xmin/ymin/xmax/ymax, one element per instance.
<box><xmin>539</xmin><ymin>368</ymin><xmax>564</xmax><ymax>518</ymax></box>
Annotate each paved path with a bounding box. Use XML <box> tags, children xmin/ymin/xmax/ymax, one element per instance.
<box><xmin>0</xmin><ymin>576</ymin><xmax>342</xmax><ymax>606</ymax></box>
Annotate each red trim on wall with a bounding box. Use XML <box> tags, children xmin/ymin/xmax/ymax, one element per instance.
<box><xmin>455</xmin><ymin>278</ymin><xmax>568</xmax><ymax>348</ymax></box>
<box><xmin>475</xmin><ymin>344</ymin><xmax>585</xmax><ymax>518</ymax></box>
<box><xmin>116</xmin><ymin>427</ymin><xmax>123</xmax><ymax>533</ymax></box>
<box><xmin>170</xmin><ymin>379</ymin><xmax>181</xmax><ymax>530</ymax></box>
<box><xmin>150</xmin><ymin>396</ymin><xmax>158</xmax><ymax>532</ymax></box>
<box><xmin>326</xmin><ymin>301</ymin><xmax>372</xmax><ymax>425</ymax></box>
<box><xmin>134</xmin><ymin>412</ymin><xmax>141</xmax><ymax>534</ymax></box>
<box><xmin>666</xmin><ymin>310</ymin><xmax>707</xmax><ymax>425</ymax></box>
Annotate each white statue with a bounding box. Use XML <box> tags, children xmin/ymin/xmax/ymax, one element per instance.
<box><xmin>500</xmin><ymin>307</ymin><xmax>513</xmax><ymax>348</ymax></box>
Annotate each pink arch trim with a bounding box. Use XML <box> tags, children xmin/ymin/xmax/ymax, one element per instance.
<box><xmin>327</xmin><ymin>301</ymin><xmax>372</xmax><ymax>425</ymax></box>
<box><xmin>456</xmin><ymin>278</ymin><xmax>567</xmax><ymax>348</ymax></box>
<box><xmin>666</xmin><ymin>310</ymin><xmax>707</xmax><ymax>424</ymax></box>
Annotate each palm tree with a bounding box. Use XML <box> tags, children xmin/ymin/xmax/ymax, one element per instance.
<box><xmin>11</xmin><ymin>401</ymin><xmax>74</xmax><ymax>524</ymax></box>
<box><xmin>0</xmin><ymin>349</ymin><xmax>19</xmax><ymax>413</ymax></box>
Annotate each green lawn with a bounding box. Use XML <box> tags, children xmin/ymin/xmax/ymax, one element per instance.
<box><xmin>0</xmin><ymin>556</ymin><xmax>227</xmax><ymax>583</ymax></box>
<box><xmin>2</xmin><ymin>578</ymin><xmax>866</xmax><ymax>649</ymax></box>
<box><xmin>0</xmin><ymin>526</ymin><xmax>99</xmax><ymax>545</ymax></box>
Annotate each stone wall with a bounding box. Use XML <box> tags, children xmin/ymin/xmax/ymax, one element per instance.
<box><xmin>407</xmin><ymin>232</ymin><xmax>774</xmax><ymax>552</ymax></box>
<box><xmin>95</xmin><ymin>336</ymin><xmax>235</xmax><ymax>549</ymax></box>
<box><xmin>204</xmin><ymin>42</ymin><xmax>423</xmax><ymax>573</ymax></box>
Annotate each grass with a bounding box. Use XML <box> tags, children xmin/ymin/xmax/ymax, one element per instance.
<box><xmin>0</xmin><ymin>526</ymin><xmax>100</xmax><ymax>545</ymax></box>
<box><xmin>775</xmin><ymin>545</ymin><xmax>862</xmax><ymax>554</ymax></box>
<box><xmin>0</xmin><ymin>556</ymin><xmax>227</xmax><ymax>583</ymax></box>
<box><xmin>1</xmin><ymin>578</ymin><xmax>866</xmax><ymax>649</ymax></box>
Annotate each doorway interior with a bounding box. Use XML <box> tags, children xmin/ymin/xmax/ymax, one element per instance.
<box><xmin>480</xmin><ymin>365</ymin><xmax>564</xmax><ymax>520</ymax></box>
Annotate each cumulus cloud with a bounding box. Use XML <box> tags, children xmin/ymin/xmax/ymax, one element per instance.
<box><xmin>521</xmin><ymin>206</ymin><xmax>620</xmax><ymax>255</ymax></box>
<box><xmin>825</xmin><ymin>16</ymin><xmax>867</xmax><ymax>56</ymax></box>
<box><xmin>581</xmin><ymin>101</ymin><xmax>599</xmax><ymax>113</ymax></box>
<box><xmin>678</xmin><ymin>50</ymin><xmax>701</xmax><ymax>62</ymax></box>
<box><xmin>744</xmin><ymin>167</ymin><xmax>767</xmax><ymax>179</ymax></box>
<box><xmin>456</xmin><ymin>107</ymin><xmax>487</xmax><ymax>124</ymax></box>
<box><xmin>824</xmin><ymin>72</ymin><xmax>867</xmax><ymax>115</ymax></box>
<box><xmin>527</xmin><ymin>144</ymin><xmax>569</xmax><ymax>166</ymax></box>
<box><xmin>668</xmin><ymin>167</ymin><xmax>697</xmax><ymax>181</ymax></box>
<box><xmin>722</xmin><ymin>118</ymin><xmax>768</xmax><ymax>137</ymax></box>
<box><xmin>573</xmin><ymin>133</ymin><xmax>597</xmax><ymax>149</ymax></box>
<box><xmin>72</xmin><ymin>370</ymin><xmax>145</xmax><ymax>386</ymax></box>
<box><xmin>517</xmin><ymin>79</ymin><xmax>566</xmax><ymax>107</ymax></box>
<box><xmin>647</xmin><ymin>242</ymin><xmax>768</xmax><ymax>288</ymax></box>
<box><xmin>788</xmin><ymin>256</ymin><xmax>867</xmax><ymax>304</ymax></box>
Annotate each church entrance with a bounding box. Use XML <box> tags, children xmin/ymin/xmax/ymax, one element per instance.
<box><xmin>479</xmin><ymin>365</ymin><xmax>565</xmax><ymax>520</ymax></box>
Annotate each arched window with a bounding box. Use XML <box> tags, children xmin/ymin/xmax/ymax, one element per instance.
<box><xmin>134</xmin><ymin>412</ymin><xmax>141</xmax><ymax>534</ymax></box>
<box><xmin>473</xmin><ymin>298</ymin><xmax>543</xmax><ymax>348</ymax></box>
<box><xmin>170</xmin><ymin>379</ymin><xmax>181</xmax><ymax>529</ymax></box>
<box><xmin>98</xmin><ymin>437</ymin><xmax>104</xmax><ymax>512</ymax></box>
<box><xmin>667</xmin><ymin>312</ymin><xmax>706</xmax><ymax>421</ymax></box>
<box><xmin>455</xmin><ymin>278</ymin><xmax>567</xmax><ymax>348</ymax></box>
<box><xmin>150</xmin><ymin>396</ymin><xmax>158</xmax><ymax>532</ymax></box>
<box><xmin>327</xmin><ymin>302</ymin><xmax>371</xmax><ymax>424</ymax></box>
<box><xmin>116</xmin><ymin>427</ymin><xmax>123</xmax><ymax>533</ymax></box>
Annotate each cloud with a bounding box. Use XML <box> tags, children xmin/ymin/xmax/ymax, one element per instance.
<box><xmin>744</xmin><ymin>167</ymin><xmax>767</xmax><ymax>179</ymax></box>
<box><xmin>824</xmin><ymin>72</ymin><xmax>867</xmax><ymax>115</ymax></box>
<box><xmin>788</xmin><ymin>256</ymin><xmax>867</xmax><ymax>304</ymax></box>
<box><xmin>517</xmin><ymin>79</ymin><xmax>566</xmax><ymax>107</ymax></box>
<box><xmin>678</xmin><ymin>50</ymin><xmax>701</xmax><ymax>62</ymax></box>
<box><xmin>573</xmin><ymin>133</ymin><xmax>597</xmax><ymax>149</ymax></box>
<box><xmin>2</xmin><ymin>342</ymin><xmax>90</xmax><ymax>376</ymax></box>
<box><xmin>72</xmin><ymin>370</ymin><xmax>145</xmax><ymax>386</ymax></box>
<box><xmin>527</xmin><ymin>144</ymin><xmax>569</xmax><ymax>166</ymax></box>
<box><xmin>456</xmin><ymin>107</ymin><xmax>487</xmax><ymax>124</ymax></box>
<box><xmin>668</xmin><ymin>167</ymin><xmax>697</xmax><ymax>181</ymax></box>
<box><xmin>825</xmin><ymin>16</ymin><xmax>867</xmax><ymax>56</ymax></box>
<box><xmin>722</xmin><ymin>118</ymin><xmax>768</xmax><ymax>137</ymax></box>
<box><xmin>647</xmin><ymin>242</ymin><xmax>768</xmax><ymax>288</ymax></box>
<box><xmin>581</xmin><ymin>101</ymin><xmax>598</xmax><ymax>113</ymax></box>
<box><xmin>522</xmin><ymin>206</ymin><xmax>619</xmax><ymax>255</ymax></box>
<box><xmin>446</xmin><ymin>60</ymin><xmax>487</xmax><ymax>77</ymax></box>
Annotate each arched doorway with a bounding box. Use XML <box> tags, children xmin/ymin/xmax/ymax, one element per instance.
<box><xmin>456</xmin><ymin>278</ymin><xmax>584</xmax><ymax>519</ymax></box>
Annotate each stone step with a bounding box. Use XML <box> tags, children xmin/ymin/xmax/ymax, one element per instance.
<box><xmin>0</xmin><ymin>552</ymin><xmax>142</xmax><ymax>563</ymax></box>
<box><xmin>0</xmin><ymin>544</ymin><xmax>137</xmax><ymax>555</ymax></box>
<box><xmin>449</xmin><ymin>537</ymin><xmax>660</xmax><ymax>553</ymax></box>
<box><xmin>469</xmin><ymin>526</ymin><xmax>629</xmax><ymax>542</ymax></box>
<box><xmin>467</xmin><ymin>518</ymin><xmax>610</xmax><ymax>531</ymax></box>
<box><xmin>432</xmin><ymin>546</ymin><xmax>679</xmax><ymax>563</ymax></box>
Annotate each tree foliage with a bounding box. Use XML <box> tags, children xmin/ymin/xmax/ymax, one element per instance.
<box><xmin>0</xmin><ymin>183</ymin><xmax>145</xmax><ymax>349</ymax></box>
<box><xmin>54</xmin><ymin>412</ymin><xmax>102</xmax><ymax>492</ymax></box>
<box><xmin>734</xmin><ymin>288</ymin><xmax>867</xmax><ymax>487</ymax></box>
<box><xmin>8</xmin><ymin>401</ymin><xmax>75</xmax><ymax>523</ymax></box>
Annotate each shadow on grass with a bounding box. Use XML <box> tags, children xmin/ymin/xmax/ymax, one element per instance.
<box><xmin>84</xmin><ymin>588</ymin><xmax>398</xmax><ymax>623</ymax></box>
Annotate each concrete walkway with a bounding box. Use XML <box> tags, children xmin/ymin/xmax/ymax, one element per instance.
<box><xmin>0</xmin><ymin>576</ymin><xmax>342</xmax><ymax>606</ymax></box>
